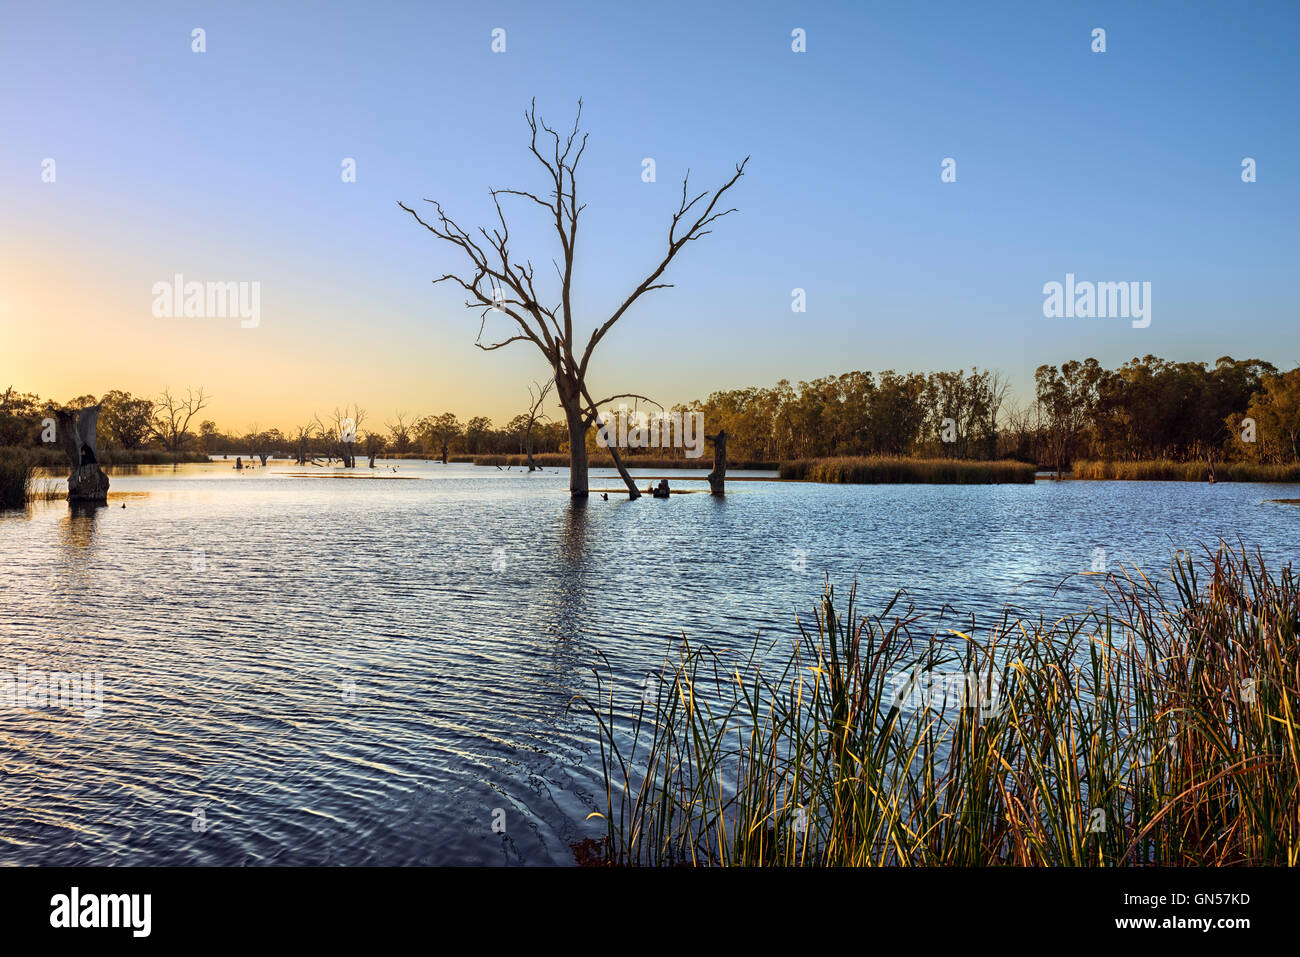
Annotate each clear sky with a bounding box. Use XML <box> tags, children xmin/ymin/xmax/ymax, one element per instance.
<box><xmin>2</xmin><ymin>0</ymin><xmax>1297</xmax><ymax>429</ymax></box>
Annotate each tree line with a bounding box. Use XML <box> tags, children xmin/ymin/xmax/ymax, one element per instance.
<box><xmin>4</xmin><ymin>356</ymin><xmax>1296</xmax><ymax>469</ymax></box>
<box><xmin>679</xmin><ymin>356</ymin><xmax>1298</xmax><ymax>468</ymax></box>
<box><xmin>0</xmin><ymin>385</ymin><xmax>568</xmax><ymax>465</ymax></box>
<box><xmin>0</xmin><ymin>387</ymin><xmax>212</xmax><ymax>454</ymax></box>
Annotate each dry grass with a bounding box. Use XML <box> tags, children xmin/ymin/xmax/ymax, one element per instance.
<box><xmin>779</xmin><ymin>456</ymin><xmax>1036</xmax><ymax>484</ymax></box>
<box><xmin>1073</xmin><ymin>459</ymin><xmax>1300</xmax><ymax>482</ymax></box>
<box><xmin>26</xmin><ymin>476</ymin><xmax>63</xmax><ymax>501</ymax></box>
<box><xmin>0</xmin><ymin>445</ymin><xmax>209</xmax><ymax>468</ymax></box>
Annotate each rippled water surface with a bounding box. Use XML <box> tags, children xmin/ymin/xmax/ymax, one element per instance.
<box><xmin>2</xmin><ymin>460</ymin><xmax>1297</xmax><ymax>864</ymax></box>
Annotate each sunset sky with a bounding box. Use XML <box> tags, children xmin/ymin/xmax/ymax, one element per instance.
<box><xmin>2</xmin><ymin>0</ymin><xmax>1297</xmax><ymax>429</ymax></box>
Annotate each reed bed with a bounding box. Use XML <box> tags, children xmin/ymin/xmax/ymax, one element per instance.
<box><xmin>0</xmin><ymin>452</ymin><xmax>68</xmax><ymax>507</ymax></box>
<box><xmin>1073</xmin><ymin>459</ymin><xmax>1300</xmax><ymax>482</ymax></box>
<box><xmin>0</xmin><ymin>446</ymin><xmax>209</xmax><ymax>468</ymax></box>
<box><xmin>26</xmin><ymin>476</ymin><xmax>64</xmax><ymax>501</ymax></box>
<box><xmin>575</xmin><ymin>544</ymin><xmax>1299</xmax><ymax>866</ymax></box>
<box><xmin>0</xmin><ymin>451</ymin><xmax>32</xmax><ymax>508</ymax></box>
<box><xmin>779</xmin><ymin>456</ymin><xmax>1036</xmax><ymax>484</ymax></box>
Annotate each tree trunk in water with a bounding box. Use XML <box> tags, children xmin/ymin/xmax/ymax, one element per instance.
<box><xmin>56</xmin><ymin>405</ymin><xmax>110</xmax><ymax>504</ymax></box>
<box><xmin>557</xmin><ymin>374</ymin><xmax>641</xmax><ymax>499</ymax></box>
<box><xmin>707</xmin><ymin>430</ymin><xmax>727</xmax><ymax>494</ymax></box>
<box><xmin>526</xmin><ymin>436</ymin><xmax>537</xmax><ymax>472</ymax></box>
<box><xmin>563</xmin><ymin>402</ymin><xmax>589</xmax><ymax>498</ymax></box>
<box><xmin>439</xmin><ymin>441</ymin><xmax>448</xmax><ymax>464</ymax></box>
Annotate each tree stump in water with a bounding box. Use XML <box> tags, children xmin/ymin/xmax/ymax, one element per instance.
<box><xmin>56</xmin><ymin>405</ymin><xmax>110</xmax><ymax>504</ymax></box>
<box><xmin>706</xmin><ymin>430</ymin><xmax>727</xmax><ymax>495</ymax></box>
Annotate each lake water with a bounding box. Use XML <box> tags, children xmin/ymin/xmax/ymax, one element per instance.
<box><xmin>2</xmin><ymin>460</ymin><xmax>1297</xmax><ymax>864</ymax></box>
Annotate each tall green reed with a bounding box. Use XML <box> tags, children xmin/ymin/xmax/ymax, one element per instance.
<box><xmin>573</xmin><ymin>544</ymin><xmax>1298</xmax><ymax>865</ymax></box>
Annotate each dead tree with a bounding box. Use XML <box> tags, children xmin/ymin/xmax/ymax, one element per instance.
<box><xmin>400</xmin><ymin>99</ymin><xmax>746</xmax><ymax>499</ymax></box>
<box><xmin>523</xmin><ymin>380</ymin><xmax>553</xmax><ymax>471</ymax></box>
<box><xmin>706</xmin><ymin>429</ymin><xmax>727</xmax><ymax>495</ymax></box>
<box><xmin>315</xmin><ymin>405</ymin><xmax>364</xmax><ymax>468</ymax></box>
<box><xmin>386</xmin><ymin>412</ymin><xmax>413</xmax><ymax>455</ymax></box>
<box><xmin>245</xmin><ymin>425</ymin><xmax>270</xmax><ymax>466</ymax></box>
<box><xmin>56</xmin><ymin>404</ymin><xmax>110</xmax><ymax>503</ymax></box>
<box><xmin>292</xmin><ymin>423</ymin><xmax>313</xmax><ymax>465</ymax></box>
<box><xmin>153</xmin><ymin>386</ymin><xmax>210</xmax><ymax>452</ymax></box>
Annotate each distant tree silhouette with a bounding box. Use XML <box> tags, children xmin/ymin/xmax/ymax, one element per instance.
<box><xmin>153</xmin><ymin>387</ymin><xmax>210</xmax><ymax>451</ymax></box>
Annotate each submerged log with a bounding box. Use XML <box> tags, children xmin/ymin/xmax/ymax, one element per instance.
<box><xmin>55</xmin><ymin>405</ymin><xmax>110</xmax><ymax>504</ymax></box>
<box><xmin>606</xmin><ymin>443</ymin><xmax>641</xmax><ymax>500</ymax></box>
<box><xmin>706</xmin><ymin>430</ymin><xmax>727</xmax><ymax>495</ymax></box>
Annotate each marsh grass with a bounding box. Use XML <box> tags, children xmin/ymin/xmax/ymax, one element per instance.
<box><xmin>0</xmin><ymin>446</ymin><xmax>209</xmax><ymax>468</ymax></box>
<box><xmin>779</xmin><ymin>457</ymin><xmax>1036</xmax><ymax>484</ymax></box>
<box><xmin>0</xmin><ymin>452</ymin><xmax>31</xmax><ymax>508</ymax></box>
<box><xmin>26</xmin><ymin>476</ymin><xmax>63</xmax><ymax>501</ymax></box>
<box><xmin>1073</xmin><ymin>459</ymin><xmax>1300</xmax><ymax>482</ymax></box>
<box><xmin>0</xmin><ymin>452</ymin><xmax>68</xmax><ymax>507</ymax></box>
<box><xmin>574</xmin><ymin>544</ymin><xmax>1298</xmax><ymax>866</ymax></box>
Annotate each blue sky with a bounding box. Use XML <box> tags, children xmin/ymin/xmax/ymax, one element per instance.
<box><xmin>1</xmin><ymin>0</ymin><xmax>1296</xmax><ymax>425</ymax></box>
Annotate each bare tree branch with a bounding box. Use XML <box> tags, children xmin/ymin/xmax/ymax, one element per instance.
<box><xmin>401</xmin><ymin>100</ymin><xmax>746</xmax><ymax>497</ymax></box>
<box><xmin>580</xmin><ymin>156</ymin><xmax>748</xmax><ymax>376</ymax></box>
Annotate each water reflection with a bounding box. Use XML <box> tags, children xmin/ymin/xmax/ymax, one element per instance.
<box><xmin>66</xmin><ymin>502</ymin><xmax>106</xmax><ymax>525</ymax></box>
<box><xmin>58</xmin><ymin>506</ymin><xmax>102</xmax><ymax>588</ymax></box>
<box><xmin>548</xmin><ymin>499</ymin><xmax>592</xmax><ymax>642</ymax></box>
